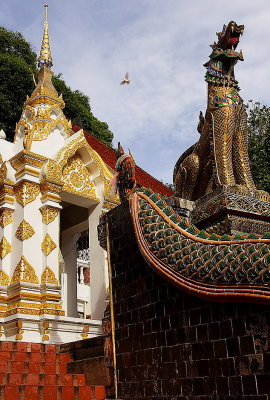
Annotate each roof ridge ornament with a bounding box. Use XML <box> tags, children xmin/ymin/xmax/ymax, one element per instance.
<box><xmin>37</xmin><ymin>4</ymin><xmax>53</xmax><ymax>69</ymax></box>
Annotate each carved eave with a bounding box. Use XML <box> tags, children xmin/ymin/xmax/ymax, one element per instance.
<box><xmin>9</xmin><ymin>150</ymin><xmax>48</xmax><ymax>182</ymax></box>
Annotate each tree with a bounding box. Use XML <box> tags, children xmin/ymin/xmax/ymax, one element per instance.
<box><xmin>0</xmin><ymin>26</ymin><xmax>113</xmax><ymax>146</ymax></box>
<box><xmin>247</xmin><ymin>101</ymin><xmax>270</xmax><ymax>193</ymax></box>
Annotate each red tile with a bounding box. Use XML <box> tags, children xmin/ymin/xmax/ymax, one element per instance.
<box><xmin>0</xmin><ymin>351</ymin><xmax>11</xmax><ymax>361</ymax></box>
<box><xmin>11</xmin><ymin>361</ymin><xmax>25</xmax><ymax>373</ymax></box>
<box><xmin>43</xmin><ymin>387</ymin><xmax>57</xmax><ymax>400</ymax></box>
<box><xmin>95</xmin><ymin>385</ymin><xmax>106</xmax><ymax>400</ymax></box>
<box><xmin>59</xmin><ymin>353</ymin><xmax>70</xmax><ymax>363</ymax></box>
<box><xmin>78</xmin><ymin>386</ymin><xmax>91</xmax><ymax>400</ymax></box>
<box><xmin>45</xmin><ymin>353</ymin><xmax>56</xmax><ymax>362</ymax></box>
<box><xmin>16</xmin><ymin>342</ymin><xmax>28</xmax><ymax>352</ymax></box>
<box><xmin>0</xmin><ymin>364</ymin><xmax>7</xmax><ymax>373</ymax></box>
<box><xmin>45</xmin><ymin>345</ymin><xmax>56</xmax><ymax>353</ymax></box>
<box><xmin>8</xmin><ymin>373</ymin><xmax>23</xmax><ymax>385</ymax></box>
<box><xmin>24</xmin><ymin>386</ymin><xmax>39</xmax><ymax>400</ymax></box>
<box><xmin>28</xmin><ymin>362</ymin><xmax>41</xmax><ymax>373</ymax></box>
<box><xmin>26</xmin><ymin>374</ymin><xmax>40</xmax><ymax>385</ymax></box>
<box><xmin>61</xmin><ymin>386</ymin><xmax>74</xmax><ymax>400</ymax></box>
<box><xmin>76</xmin><ymin>374</ymin><xmax>86</xmax><ymax>386</ymax></box>
<box><xmin>59</xmin><ymin>363</ymin><xmax>67</xmax><ymax>374</ymax></box>
<box><xmin>4</xmin><ymin>386</ymin><xmax>19</xmax><ymax>400</ymax></box>
<box><xmin>14</xmin><ymin>352</ymin><xmax>27</xmax><ymax>362</ymax></box>
<box><xmin>1</xmin><ymin>342</ymin><xmax>13</xmax><ymax>351</ymax></box>
<box><xmin>30</xmin><ymin>353</ymin><xmax>42</xmax><ymax>362</ymax></box>
<box><xmin>61</xmin><ymin>374</ymin><xmax>73</xmax><ymax>386</ymax></box>
<box><xmin>0</xmin><ymin>373</ymin><xmax>5</xmax><ymax>384</ymax></box>
<box><xmin>44</xmin><ymin>374</ymin><xmax>57</xmax><ymax>386</ymax></box>
<box><xmin>31</xmin><ymin>343</ymin><xmax>42</xmax><ymax>352</ymax></box>
<box><xmin>45</xmin><ymin>363</ymin><xmax>56</xmax><ymax>374</ymax></box>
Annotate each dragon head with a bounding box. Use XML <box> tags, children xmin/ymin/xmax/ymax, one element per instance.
<box><xmin>204</xmin><ymin>21</ymin><xmax>244</xmax><ymax>87</ymax></box>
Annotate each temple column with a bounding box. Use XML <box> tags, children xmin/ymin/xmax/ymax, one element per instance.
<box><xmin>89</xmin><ymin>202</ymin><xmax>106</xmax><ymax>320</ymax></box>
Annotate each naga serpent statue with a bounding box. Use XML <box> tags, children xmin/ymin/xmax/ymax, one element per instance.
<box><xmin>173</xmin><ymin>21</ymin><xmax>269</xmax><ymax>202</ymax></box>
<box><xmin>109</xmin><ymin>22</ymin><xmax>270</xmax><ymax>305</ymax></box>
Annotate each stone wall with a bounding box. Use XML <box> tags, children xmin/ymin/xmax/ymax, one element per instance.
<box><xmin>108</xmin><ymin>201</ymin><xmax>270</xmax><ymax>400</ymax></box>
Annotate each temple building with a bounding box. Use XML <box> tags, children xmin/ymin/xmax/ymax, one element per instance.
<box><xmin>0</xmin><ymin>6</ymin><xmax>171</xmax><ymax>344</ymax></box>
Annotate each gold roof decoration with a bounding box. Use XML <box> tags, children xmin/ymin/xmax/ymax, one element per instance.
<box><xmin>14</xmin><ymin>4</ymin><xmax>73</xmax><ymax>147</ymax></box>
<box><xmin>37</xmin><ymin>4</ymin><xmax>53</xmax><ymax>69</ymax></box>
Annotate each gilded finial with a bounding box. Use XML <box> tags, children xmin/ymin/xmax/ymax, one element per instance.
<box><xmin>37</xmin><ymin>4</ymin><xmax>53</xmax><ymax>69</ymax></box>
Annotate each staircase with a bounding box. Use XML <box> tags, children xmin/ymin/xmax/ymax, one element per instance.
<box><xmin>0</xmin><ymin>341</ymin><xmax>107</xmax><ymax>400</ymax></box>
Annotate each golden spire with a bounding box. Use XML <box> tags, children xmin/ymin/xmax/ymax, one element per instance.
<box><xmin>37</xmin><ymin>4</ymin><xmax>53</xmax><ymax>68</ymax></box>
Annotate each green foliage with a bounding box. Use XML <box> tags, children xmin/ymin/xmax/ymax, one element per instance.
<box><xmin>0</xmin><ymin>54</ymin><xmax>36</xmax><ymax>141</ymax></box>
<box><xmin>0</xmin><ymin>26</ymin><xmax>113</xmax><ymax>145</ymax></box>
<box><xmin>247</xmin><ymin>101</ymin><xmax>270</xmax><ymax>193</ymax></box>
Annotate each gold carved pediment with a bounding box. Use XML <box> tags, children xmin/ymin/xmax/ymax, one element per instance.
<box><xmin>62</xmin><ymin>155</ymin><xmax>99</xmax><ymax>201</ymax></box>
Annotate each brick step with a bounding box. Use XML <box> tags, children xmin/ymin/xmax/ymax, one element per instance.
<box><xmin>0</xmin><ymin>350</ymin><xmax>71</xmax><ymax>362</ymax></box>
<box><xmin>68</xmin><ymin>356</ymin><xmax>112</xmax><ymax>387</ymax></box>
<box><xmin>0</xmin><ymin>384</ymin><xmax>104</xmax><ymax>400</ymax></box>
<box><xmin>60</xmin><ymin>337</ymin><xmax>104</xmax><ymax>361</ymax></box>
<box><xmin>0</xmin><ymin>373</ymin><xmax>87</xmax><ymax>386</ymax></box>
<box><xmin>0</xmin><ymin>360</ymin><xmax>69</xmax><ymax>374</ymax></box>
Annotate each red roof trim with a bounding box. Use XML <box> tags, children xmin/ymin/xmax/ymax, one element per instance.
<box><xmin>72</xmin><ymin>123</ymin><xmax>173</xmax><ymax>196</ymax></box>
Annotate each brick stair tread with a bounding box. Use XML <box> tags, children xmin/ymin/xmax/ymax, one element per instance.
<box><xmin>0</xmin><ymin>372</ymin><xmax>87</xmax><ymax>385</ymax></box>
<box><xmin>0</xmin><ymin>342</ymin><xmax>59</xmax><ymax>353</ymax></box>
<box><xmin>0</xmin><ymin>350</ymin><xmax>71</xmax><ymax>362</ymax></box>
<box><xmin>0</xmin><ymin>385</ymin><xmax>99</xmax><ymax>400</ymax></box>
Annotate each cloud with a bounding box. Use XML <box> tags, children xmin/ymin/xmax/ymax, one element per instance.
<box><xmin>1</xmin><ymin>0</ymin><xmax>270</xmax><ymax>182</ymax></box>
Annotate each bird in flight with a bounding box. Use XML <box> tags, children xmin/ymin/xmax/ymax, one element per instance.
<box><xmin>120</xmin><ymin>72</ymin><xmax>130</xmax><ymax>85</ymax></box>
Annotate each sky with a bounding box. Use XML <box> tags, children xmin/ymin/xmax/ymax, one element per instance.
<box><xmin>1</xmin><ymin>0</ymin><xmax>270</xmax><ymax>183</ymax></box>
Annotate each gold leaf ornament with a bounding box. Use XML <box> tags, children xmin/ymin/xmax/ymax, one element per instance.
<box><xmin>0</xmin><ymin>270</ymin><xmax>10</xmax><ymax>286</ymax></box>
<box><xmin>11</xmin><ymin>256</ymin><xmax>39</xmax><ymax>284</ymax></box>
<box><xmin>0</xmin><ymin>237</ymin><xmax>11</xmax><ymax>259</ymax></box>
<box><xmin>41</xmin><ymin>233</ymin><xmax>57</xmax><ymax>255</ymax></box>
<box><xmin>41</xmin><ymin>266</ymin><xmax>58</xmax><ymax>284</ymax></box>
<box><xmin>40</xmin><ymin>205</ymin><xmax>60</xmax><ymax>224</ymax></box>
<box><xmin>0</xmin><ymin>208</ymin><xmax>14</xmax><ymax>227</ymax></box>
<box><xmin>15</xmin><ymin>220</ymin><xmax>35</xmax><ymax>241</ymax></box>
<box><xmin>15</xmin><ymin>181</ymin><xmax>40</xmax><ymax>206</ymax></box>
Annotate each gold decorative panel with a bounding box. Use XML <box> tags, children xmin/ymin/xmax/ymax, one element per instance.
<box><xmin>0</xmin><ymin>162</ymin><xmax>14</xmax><ymax>185</ymax></box>
<box><xmin>11</xmin><ymin>256</ymin><xmax>39</xmax><ymax>284</ymax></box>
<box><xmin>14</xmin><ymin>181</ymin><xmax>40</xmax><ymax>206</ymax></box>
<box><xmin>62</xmin><ymin>155</ymin><xmax>99</xmax><ymax>200</ymax></box>
<box><xmin>0</xmin><ymin>270</ymin><xmax>10</xmax><ymax>286</ymax></box>
<box><xmin>40</xmin><ymin>205</ymin><xmax>60</xmax><ymax>224</ymax></box>
<box><xmin>41</xmin><ymin>266</ymin><xmax>58</xmax><ymax>284</ymax></box>
<box><xmin>0</xmin><ymin>208</ymin><xmax>14</xmax><ymax>227</ymax></box>
<box><xmin>0</xmin><ymin>237</ymin><xmax>11</xmax><ymax>259</ymax></box>
<box><xmin>43</xmin><ymin>160</ymin><xmax>63</xmax><ymax>185</ymax></box>
<box><xmin>41</xmin><ymin>234</ymin><xmax>57</xmax><ymax>256</ymax></box>
<box><xmin>15</xmin><ymin>220</ymin><xmax>35</xmax><ymax>241</ymax></box>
